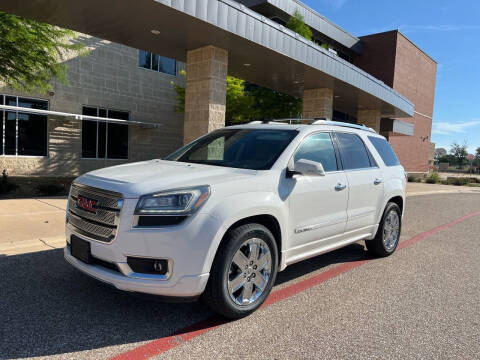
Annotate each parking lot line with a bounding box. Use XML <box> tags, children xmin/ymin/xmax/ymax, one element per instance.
<box><xmin>110</xmin><ymin>209</ymin><xmax>480</xmax><ymax>360</ymax></box>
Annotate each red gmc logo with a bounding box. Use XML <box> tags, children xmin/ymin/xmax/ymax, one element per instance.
<box><xmin>76</xmin><ymin>195</ymin><xmax>98</xmax><ymax>214</ymax></box>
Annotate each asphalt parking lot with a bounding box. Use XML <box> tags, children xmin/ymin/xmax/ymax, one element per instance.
<box><xmin>1</xmin><ymin>193</ymin><xmax>479</xmax><ymax>359</ymax></box>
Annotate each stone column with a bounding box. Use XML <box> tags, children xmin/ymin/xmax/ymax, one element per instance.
<box><xmin>302</xmin><ymin>88</ymin><xmax>333</xmax><ymax>120</ymax></box>
<box><xmin>357</xmin><ymin>110</ymin><xmax>381</xmax><ymax>132</ymax></box>
<box><xmin>183</xmin><ymin>45</ymin><xmax>228</xmax><ymax>144</ymax></box>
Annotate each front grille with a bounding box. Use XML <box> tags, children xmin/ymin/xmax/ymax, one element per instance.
<box><xmin>67</xmin><ymin>183</ymin><xmax>123</xmax><ymax>243</ymax></box>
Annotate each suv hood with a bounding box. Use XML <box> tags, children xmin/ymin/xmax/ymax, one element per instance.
<box><xmin>75</xmin><ymin>160</ymin><xmax>258</xmax><ymax>198</ymax></box>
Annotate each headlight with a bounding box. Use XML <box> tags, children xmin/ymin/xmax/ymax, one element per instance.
<box><xmin>135</xmin><ymin>186</ymin><xmax>211</xmax><ymax>215</ymax></box>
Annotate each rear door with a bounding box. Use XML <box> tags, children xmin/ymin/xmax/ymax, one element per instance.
<box><xmin>335</xmin><ymin>132</ymin><xmax>384</xmax><ymax>232</ymax></box>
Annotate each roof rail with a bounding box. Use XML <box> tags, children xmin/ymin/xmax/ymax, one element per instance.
<box><xmin>249</xmin><ymin>118</ymin><xmax>377</xmax><ymax>133</ymax></box>
<box><xmin>311</xmin><ymin>119</ymin><xmax>377</xmax><ymax>133</ymax></box>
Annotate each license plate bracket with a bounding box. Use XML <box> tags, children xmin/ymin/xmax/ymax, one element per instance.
<box><xmin>71</xmin><ymin>235</ymin><xmax>93</xmax><ymax>264</ymax></box>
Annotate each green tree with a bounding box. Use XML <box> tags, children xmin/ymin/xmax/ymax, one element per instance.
<box><xmin>0</xmin><ymin>11</ymin><xmax>87</xmax><ymax>94</ymax></box>
<box><xmin>450</xmin><ymin>142</ymin><xmax>468</xmax><ymax>168</ymax></box>
<box><xmin>171</xmin><ymin>73</ymin><xmax>256</xmax><ymax>124</ymax></box>
<box><xmin>286</xmin><ymin>9</ymin><xmax>312</xmax><ymax>41</ymax></box>
<box><xmin>245</xmin><ymin>84</ymin><xmax>302</xmax><ymax>120</ymax></box>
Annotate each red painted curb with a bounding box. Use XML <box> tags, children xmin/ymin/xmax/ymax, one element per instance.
<box><xmin>111</xmin><ymin>210</ymin><xmax>480</xmax><ymax>360</ymax></box>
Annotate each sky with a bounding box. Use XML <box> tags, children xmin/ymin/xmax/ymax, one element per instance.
<box><xmin>301</xmin><ymin>0</ymin><xmax>480</xmax><ymax>154</ymax></box>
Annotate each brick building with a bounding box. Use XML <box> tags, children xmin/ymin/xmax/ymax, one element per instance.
<box><xmin>354</xmin><ymin>31</ymin><xmax>437</xmax><ymax>173</ymax></box>
<box><xmin>0</xmin><ymin>0</ymin><xmax>436</xmax><ymax>176</ymax></box>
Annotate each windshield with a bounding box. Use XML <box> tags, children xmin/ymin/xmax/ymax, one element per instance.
<box><xmin>165</xmin><ymin>128</ymin><xmax>298</xmax><ymax>170</ymax></box>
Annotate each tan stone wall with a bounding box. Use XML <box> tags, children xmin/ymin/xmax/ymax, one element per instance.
<box><xmin>302</xmin><ymin>88</ymin><xmax>333</xmax><ymax>120</ymax></box>
<box><xmin>357</xmin><ymin>110</ymin><xmax>381</xmax><ymax>132</ymax></box>
<box><xmin>0</xmin><ymin>35</ymin><xmax>185</xmax><ymax>176</ymax></box>
<box><xmin>184</xmin><ymin>46</ymin><xmax>228</xmax><ymax>144</ymax></box>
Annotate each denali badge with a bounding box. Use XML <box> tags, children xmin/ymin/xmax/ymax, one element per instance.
<box><xmin>76</xmin><ymin>195</ymin><xmax>98</xmax><ymax>214</ymax></box>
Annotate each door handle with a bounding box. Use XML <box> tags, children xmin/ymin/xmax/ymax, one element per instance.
<box><xmin>335</xmin><ymin>183</ymin><xmax>347</xmax><ymax>191</ymax></box>
<box><xmin>374</xmin><ymin>178</ymin><xmax>383</xmax><ymax>185</ymax></box>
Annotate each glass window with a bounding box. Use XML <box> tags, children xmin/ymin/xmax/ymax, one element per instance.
<box><xmin>139</xmin><ymin>50</ymin><xmax>176</xmax><ymax>75</ymax></box>
<box><xmin>152</xmin><ymin>53</ymin><xmax>159</xmax><ymax>72</ymax></box>
<box><xmin>166</xmin><ymin>129</ymin><xmax>298</xmax><ymax>170</ymax></box>
<box><xmin>336</xmin><ymin>133</ymin><xmax>372</xmax><ymax>170</ymax></box>
<box><xmin>5</xmin><ymin>112</ymin><xmax>16</xmax><ymax>155</ymax></box>
<box><xmin>294</xmin><ymin>133</ymin><xmax>338</xmax><ymax>172</ymax></box>
<box><xmin>107</xmin><ymin>123</ymin><xmax>128</xmax><ymax>159</ymax></box>
<box><xmin>1</xmin><ymin>96</ymin><xmax>48</xmax><ymax>156</ymax></box>
<box><xmin>139</xmin><ymin>50</ymin><xmax>151</xmax><ymax>69</ymax></box>
<box><xmin>82</xmin><ymin>120</ymin><xmax>97</xmax><ymax>158</ymax></box>
<box><xmin>158</xmin><ymin>56</ymin><xmax>176</xmax><ymax>75</ymax></box>
<box><xmin>368</xmin><ymin>136</ymin><xmax>400</xmax><ymax>166</ymax></box>
<box><xmin>82</xmin><ymin>107</ymin><xmax>129</xmax><ymax>159</ymax></box>
<box><xmin>0</xmin><ymin>96</ymin><xmax>3</xmax><ymax>155</ymax></box>
<box><xmin>17</xmin><ymin>112</ymin><xmax>47</xmax><ymax>156</ymax></box>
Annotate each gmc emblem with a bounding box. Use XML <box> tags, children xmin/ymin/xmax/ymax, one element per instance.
<box><xmin>76</xmin><ymin>195</ymin><xmax>98</xmax><ymax>214</ymax></box>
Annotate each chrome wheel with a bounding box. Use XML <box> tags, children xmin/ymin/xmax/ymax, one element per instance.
<box><xmin>383</xmin><ymin>210</ymin><xmax>400</xmax><ymax>251</ymax></box>
<box><xmin>228</xmin><ymin>238</ymin><xmax>272</xmax><ymax>306</ymax></box>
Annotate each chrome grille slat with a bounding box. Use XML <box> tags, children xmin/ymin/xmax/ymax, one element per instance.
<box><xmin>68</xmin><ymin>196</ymin><xmax>117</xmax><ymax>226</ymax></box>
<box><xmin>67</xmin><ymin>183</ymin><xmax>123</xmax><ymax>243</ymax></box>
<box><xmin>70</xmin><ymin>184</ymin><xmax>121</xmax><ymax>210</ymax></box>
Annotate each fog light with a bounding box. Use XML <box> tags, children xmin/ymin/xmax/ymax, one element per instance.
<box><xmin>153</xmin><ymin>261</ymin><xmax>163</xmax><ymax>273</ymax></box>
<box><xmin>127</xmin><ymin>257</ymin><xmax>169</xmax><ymax>276</ymax></box>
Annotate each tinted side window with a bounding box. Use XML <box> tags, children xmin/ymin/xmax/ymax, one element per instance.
<box><xmin>336</xmin><ymin>133</ymin><xmax>372</xmax><ymax>170</ymax></box>
<box><xmin>368</xmin><ymin>136</ymin><xmax>400</xmax><ymax>166</ymax></box>
<box><xmin>294</xmin><ymin>133</ymin><xmax>338</xmax><ymax>172</ymax></box>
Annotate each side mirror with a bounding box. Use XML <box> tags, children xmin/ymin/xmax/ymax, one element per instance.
<box><xmin>287</xmin><ymin>158</ymin><xmax>326</xmax><ymax>177</ymax></box>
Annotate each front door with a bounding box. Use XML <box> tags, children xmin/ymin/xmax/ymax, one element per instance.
<box><xmin>288</xmin><ymin>132</ymin><xmax>349</xmax><ymax>250</ymax></box>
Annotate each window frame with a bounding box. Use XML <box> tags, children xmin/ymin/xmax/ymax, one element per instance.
<box><xmin>333</xmin><ymin>131</ymin><xmax>378</xmax><ymax>171</ymax></box>
<box><xmin>0</xmin><ymin>94</ymin><xmax>49</xmax><ymax>158</ymax></box>
<box><xmin>81</xmin><ymin>106</ymin><xmax>130</xmax><ymax>160</ymax></box>
<box><xmin>138</xmin><ymin>50</ymin><xmax>177</xmax><ymax>77</ymax></box>
<box><xmin>290</xmin><ymin>131</ymin><xmax>343</xmax><ymax>173</ymax></box>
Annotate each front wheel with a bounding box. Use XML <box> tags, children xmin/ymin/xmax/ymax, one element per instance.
<box><xmin>202</xmin><ymin>223</ymin><xmax>278</xmax><ymax>319</ymax></box>
<box><xmin>366</xmin><ymin>202</ymin><xmax>402</xmax><ymax>257</ymax></box>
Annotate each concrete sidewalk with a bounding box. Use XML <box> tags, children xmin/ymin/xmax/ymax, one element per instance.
<box><xmin>0</xmin><ymin>197</ymin><xmax>68</xmax><ymax>255</ymax></box>
<box><xmin>1</xmin><ymin>183</ymin><xmax>479</xmax><ymax>256</ymax></box>
<box><xmin>406</xmin><ymin>182</ymin><xmax>480</xmax><ymax>196</ymax></box>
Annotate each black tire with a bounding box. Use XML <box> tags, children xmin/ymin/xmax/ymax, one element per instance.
<box><xmin>365</xmin><ymin>202</ymin><xmax>402</xmax><ymax>257</ymax></box>
<box><xmin>202</xmin><ymin>223</ymin><xmax>278</xmax><ymax>319</ymax></box>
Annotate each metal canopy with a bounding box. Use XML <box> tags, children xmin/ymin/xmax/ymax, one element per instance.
<box><xmin>0</xmin><ymin>0</ymin><xmax>414</xmax><ymax>118</ymax></box>
<box><xmin>0</xmin><ymin>105</ymin><xmax>161</xmax><ymax>128</ymax></box>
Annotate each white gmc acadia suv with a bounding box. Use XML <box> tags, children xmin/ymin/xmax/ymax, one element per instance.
<box><xmin>65</xmin><ymin>120</ymin><xmax>406</xmax><ymax>319</ymax></box>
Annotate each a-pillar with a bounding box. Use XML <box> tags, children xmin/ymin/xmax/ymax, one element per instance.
<box><xmin>183</xmin><ymin>45</ymin><xmax>228</xmax><ymax>144</ymax></box>
<box><xmin>357</xmin><ymin>110</ymin><xmax>381</xmax><ymax>132</ymax></box>
<box><xmin>302</xmin><ymin>88</ymin><xmax>333</xmax><ymax>120</ymax></box>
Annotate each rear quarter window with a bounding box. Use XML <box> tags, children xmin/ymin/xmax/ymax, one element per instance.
<box><xmin>368</xmin><ymin>136</ymin><xmax>400</xmax><ymax>166</ymax></box>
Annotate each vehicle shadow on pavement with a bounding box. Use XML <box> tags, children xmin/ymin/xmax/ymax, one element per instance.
<box><xmin>0</xmin><ymin>243</ymin><xmax>370</xmax><ymax>359</ymax></box>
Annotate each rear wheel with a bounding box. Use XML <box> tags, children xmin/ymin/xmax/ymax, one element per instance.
<box><xmin>366</xmin><ymin>202</ymin><xmax>402</xmax><ymax>257</ymax></box>
<box><xmin>202</xmin><ymin>223</ymin><xmax>278</xmax><ymax>319</ymax></box>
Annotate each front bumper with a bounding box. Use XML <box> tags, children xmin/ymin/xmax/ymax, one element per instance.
<box><xmin>64</xmin><ymin>246</ymin><xmax>209</xmax><ymax>297</ymax></box>
<box><xmin>64</xmin><ymin>197</ymin><xmax>225</xmax><ymax>297</ymax></box>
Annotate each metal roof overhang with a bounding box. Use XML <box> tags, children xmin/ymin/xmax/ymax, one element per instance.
<box><xmin>0</xmin><ymin>105</ymin><xmax>161</xmax><ymax>128</ymax></box>
<box><xmin>0</xmin><ymin>0</ymin><xmax>414</xmax><ymax>119</ymax></box>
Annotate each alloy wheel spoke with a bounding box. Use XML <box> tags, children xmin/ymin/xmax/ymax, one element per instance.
<box><xmin>232</xmin><ymin>250</ymin><xmax>248</xmax><ymax>269</ymax></box>
<box><xmin>241</xmin><ymin>281</ymin><xmax>253</xmax><ymax>303</ymax></box>
<box><xmin>253</xmin><ymin>271</ymin><xmax>266</xmax><ymax>290</ymax></box>
<box><xmin>256</xmin><ymin>251</ymin><xmax>271</xmax><ymax>272</ymax></box>
<box><xmin>248</xmin><ymin>242</ymin><xmax>260</xmax><ymax>261</ymax></box>
<box><xmin>229</xmin><ymin>273</ymin><xmax>246</xmax><ymax>293</ymax></box>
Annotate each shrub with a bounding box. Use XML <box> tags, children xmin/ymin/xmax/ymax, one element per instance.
<box><xmin>0</xmin><ymin>170</ymin><xmax>17</xmax><ymax>194</ymax></box>
<box><xmin>36</xmin><ymin>183</ymin><xmax>66</xmax><ymax>196</ymax></box>
<box><xmin>425</xmin><ymin>172</ymin><xmax>440</xmax><ymax>184</ymax></box>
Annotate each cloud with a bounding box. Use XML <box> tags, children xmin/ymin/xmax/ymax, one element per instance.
<box><xmin>322</xmin><ymin>0</ymin><xmax>347</xmax><ymax>10</ymax></box>
<box><xmin>432</xmin><ymin>120</ymin><xmax>480</xmax><ymax>135</ymax></box>
<box><xmin>399</xmin><ymin>24</ymin><xmax>480</xmax><ymax>33</ymax></box>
